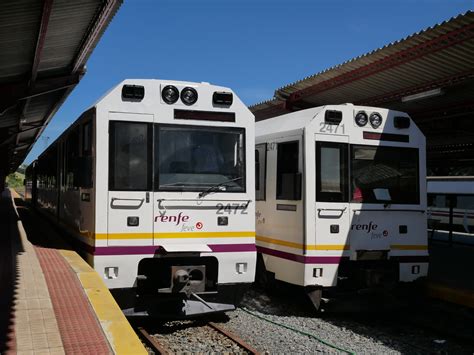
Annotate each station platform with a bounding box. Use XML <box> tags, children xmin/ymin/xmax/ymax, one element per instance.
<box><xmin>0</xmin><ymin>190</ymin><xmax>146</xmax><ymax>355</ymax></box>
<box><xmin>426</xmin><ymin>241</ymin><xmax>474</xmax><ymax>308</ymax></box>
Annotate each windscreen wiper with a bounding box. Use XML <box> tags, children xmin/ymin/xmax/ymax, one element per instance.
<box><xmin>198</xmin><ymin>177</ymin><xmax>243</xmax><ymax>199</ymax></box>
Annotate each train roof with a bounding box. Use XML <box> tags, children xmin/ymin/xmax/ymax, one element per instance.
<box><xmin>255</xmin><ymin>104</ymin><xmax>413</xmax><ymax>138</ymax></box>
<box><xmin>32</xmin><ymin>78</ymin><xmax>252</xmax><ymax>163</ymax></box>
<box><xmin>255</xmin><ymin>106</ymin><xmax>324</xmax><ymax>137</ymax></box>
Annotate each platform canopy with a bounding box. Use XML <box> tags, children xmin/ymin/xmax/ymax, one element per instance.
<box><xmin>0</xmin><ymin>0</ymin><xmax>123</xmax><ymax>178</ymax></box>
<box><xmin>251</xmin><ymin>11</ymin><xmax>474</xmax><ymax>173</ymax></box>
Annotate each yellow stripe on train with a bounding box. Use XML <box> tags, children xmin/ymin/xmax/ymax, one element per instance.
<box><xmin>256</xmin><ymin>235</ymin><xmax>349</xmax><ymax>250</ymax></box>
<box><xmin>256</xmin><ymin>235</ymin><xmax>428</xmax><ymax>251</ymax></box>
<box><xmin>94</xmin><ymin>231</ymin><xmax>256</xmax><ymax>240</ymax></box>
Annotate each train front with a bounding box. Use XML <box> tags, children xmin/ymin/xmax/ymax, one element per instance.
<box><xmin>97</xmin><ymin>80</ymin><xmax>256</xmax><ymax>318</ymax></box>
<box><xmin>305</xmin><ymin>105</ymin><xmax>428</xmax><ymax>309</ymax></box>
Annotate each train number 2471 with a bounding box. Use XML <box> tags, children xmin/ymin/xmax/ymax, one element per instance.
<box><xmin>319</xmin><ymin>122</ymin><xmax>345</xmax><ymax>134</ymax></box>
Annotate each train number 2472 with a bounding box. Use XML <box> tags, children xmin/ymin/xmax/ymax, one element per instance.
<box><xmin>216</xmin><ymin>203</ymin><xmax>248</xmax><ymax>214</ymax></box>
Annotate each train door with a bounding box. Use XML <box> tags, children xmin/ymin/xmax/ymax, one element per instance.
<box><xmin>267</xmin><ymin>138</ymin><xmax>304</xmax><ymax>252</ymax></box>
<box><xmin>107</xmin><ymin>115</ymin><xmax>154</xmax><ymax>246</ymax></box>
<box><xmin>314</xmin><ymin>135</ymin><xmax>351</xmax><ymax>251</ymax></box>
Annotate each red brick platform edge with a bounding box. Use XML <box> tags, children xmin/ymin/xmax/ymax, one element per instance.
<box><xmin>34</xmin><ymin>246</ymin><xmax>111</xmax><ymax>355</ymax></box>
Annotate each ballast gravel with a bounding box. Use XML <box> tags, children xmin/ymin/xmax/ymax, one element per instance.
<box><xmin>145</xmin><ymin>289</ymin><xmax>472</xmax><ymax>354</ymax></box>
<box><xmin>151</xmin><ymin>320</ymin><xmax>246</xmax><ymax>354</ymax></box>
<box><xmin>213</xmin><ymin>289</ymin><xmax>471</xmax><ymax>354</ymax></box>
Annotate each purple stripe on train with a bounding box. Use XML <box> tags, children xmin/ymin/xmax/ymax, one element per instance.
<box><xmin>256</xmin><ymin>246</ymin><xmax>429</xmax><ymax>264</ymax></box>
<box><xmin>256</xmin><ymin>246</ymin><xmax>344</xmax><ymax>264</ymax></box>
<box><xmin>91</xmin><ymin>243</ymin><xmax>256</xmax><ymax>256</ymax></box>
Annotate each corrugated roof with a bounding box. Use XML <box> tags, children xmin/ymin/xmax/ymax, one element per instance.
<box><xmin>249</xmin><ymin>11</ymin><xmax>474</xmax><ymax>168</ymax></box>
<box><xmin>277</xmin><ymin>11</ymin><xmax>474</xmax><ymax>95</ymax></box>
<box><xmin>0</xmin><ymin>0</ymin><xmax>123</xmax><ymax>177</ymax></box>
<box><xmin>251</xmin><ymin>11</ymin><xmax>474</xmax><ymax>120</ymax></box>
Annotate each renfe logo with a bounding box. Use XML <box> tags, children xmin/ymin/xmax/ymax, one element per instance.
<box><xmin>155</xmin><ymin>212</ymin><xmax>190</xmax><ymax>225</ymax></box>
<box><xmin>351</xmin><ymin>222</ymin><xmax>378</xmax><ymax>233</ymax></box>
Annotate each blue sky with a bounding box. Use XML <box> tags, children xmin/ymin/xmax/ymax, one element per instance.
<box><xmin>24</xmin><ymin>0</ymin><xmax>473</xmax><ymax>163</ymax></box>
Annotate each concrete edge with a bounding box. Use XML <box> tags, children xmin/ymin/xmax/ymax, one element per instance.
<box><xmin>426</xmin><ymin>282</ymin><xmax>474</xmax><ymax>309</ymax></box>
<box><xmin>59</xmin><ymin>250</ymin><xmax>147</xmax><ymax>354</ymax></box>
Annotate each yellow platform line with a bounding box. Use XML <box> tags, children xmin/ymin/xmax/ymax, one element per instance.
<box><xmin>426</xmin><ymin>282</ymin><xmax>474</xmax><ymax>309</ymax></box>
<box><xmin>95</xmin><ymin>231</ymin><xmax>256</xmax><ymax>240</ymax></box>
<box><xmin>60</xmin><ymin>250</ymin><xmax>147</xmax><ymax>354</ymax></box>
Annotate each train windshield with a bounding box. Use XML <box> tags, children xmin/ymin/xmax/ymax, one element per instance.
<box><xmin>156</xmin><ymin>125</ymin><xmax>245</xmax><ymax>192</ymax></box>
<box><xmin>351</xmin><ymin>145</ymin><xmax>419</xmax><ymax>204</ymax></box>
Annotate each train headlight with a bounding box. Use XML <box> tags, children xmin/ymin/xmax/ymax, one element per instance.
<box><xmin>355</xmin><ymin>111</ymin><xmax>368</xmax><ymax>127</ymax></box>
<box><xmin>369</xmin><ymin>112</ymin><xmax>383</xmax><ymax>129</ymax></box>
<box><xmin>162</xmin><ymin>85</ymin><xmax>179</xmax><ymax>104</ymax></box>
<box><xmin>181</xmin><ymin>87</ymin><xmax>198</xmax><ymax>105</ymax></box>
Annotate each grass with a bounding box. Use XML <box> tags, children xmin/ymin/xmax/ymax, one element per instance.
<box><xmin>5</xmin><ymin>171</ymin><xmax>25</xmax><ymax>196</ymax></box>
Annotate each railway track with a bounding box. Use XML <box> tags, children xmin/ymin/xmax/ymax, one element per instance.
<box><xmin>136</xmin><ymin>321</ymin><xmax>260</xmax><ymax>354</ymax></box>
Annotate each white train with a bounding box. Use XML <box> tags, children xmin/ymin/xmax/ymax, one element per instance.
<box><xmin>25</xmin><ymin>79</ymin><xmax>256</xmax><ymax>317</ymax></box>
<box><xmin>255</xmin><ymin>104</ymin><xmax>428</xmax><ymax>308</ymax></box>
<box><xmin>427</xmin><ymin>176</ymin><xmax>474</xmax><ymax>245</ymax></box>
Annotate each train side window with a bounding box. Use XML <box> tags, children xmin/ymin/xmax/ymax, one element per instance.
<box><xmin>256</xmin><ymin>143</ymin><xmax>266</xmax><ymax>201</ymax></box>
<box><xmin>65</xmin><ymin>127</ymin><xmax>79</xmax><ymax>190</ymax></box>
<box><xmin>316</xmin><ymin>141</ymin><xmax>348</xmax><ymax>202</ymax></box>
<box><xmin>72</xmin><ymin>121</ymin><xmax>94</xmax><ymax>189</ymax></box>
<box><xmin>109</xmin><ymin>121</ymin><xmax>152</xmax><ymax>191</ymax></box>
<box><xmin>276</xmin><ymin>141</ymin><xmax>301</xmax><ymax>200</ymax></box>
<box><xmin>255</xmin><ymin>150</ymin><xmax>259</xmax><ymax>190</ymax></box>
<box><xmin>83</xmin><ymin>121</ymin><xmax>92</xmax><ymax>156</ymax></box>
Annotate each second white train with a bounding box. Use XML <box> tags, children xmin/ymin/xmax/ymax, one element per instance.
<box><xmin>254</xmin><ymin>104</ymin><xmax>428</xmax><ymax>308</ymax></box>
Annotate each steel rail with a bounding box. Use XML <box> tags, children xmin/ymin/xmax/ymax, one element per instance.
<box><xmin>136</xmin><ymin>320</ymin><xmax>260</xmax><ymax>354</ymax></box>
<box><xmin>137</xmin><ymin>327</ymin><xmax>173</xmax><ymax>355</ymax></box>
<box><xmin>207</xmin><ymin>321</ymin><xmax>260</xmax><ymax>355</ymax></box>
